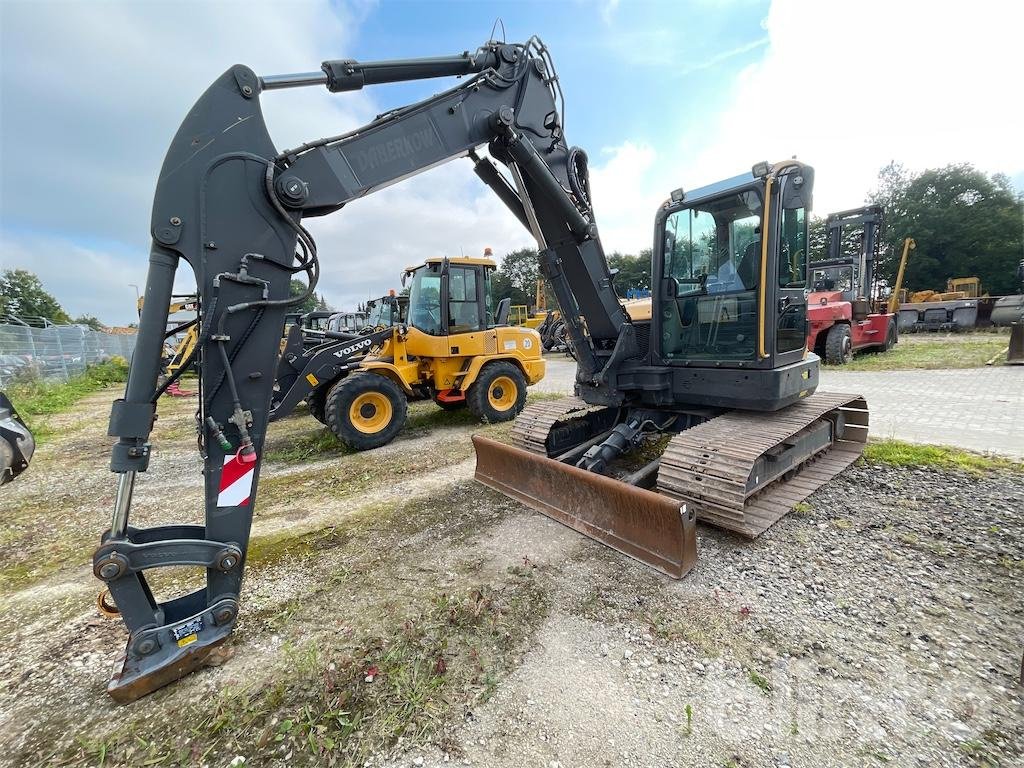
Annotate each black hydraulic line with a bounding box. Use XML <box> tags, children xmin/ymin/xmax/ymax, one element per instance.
<box><xmin>163</xmin><ymin>317</ymin><xmax>198</xmax><ymax>340</ymax></box>
<box><xmin>496</xmin><ymin>118</ymin><xmax>595</xmax><ymax>242</ymax></box>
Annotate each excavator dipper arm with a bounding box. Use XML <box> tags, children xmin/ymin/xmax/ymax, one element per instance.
<box><xmin>98</xmin><ymin>38</ymin><xmax>630</xmax><ymax>701</ymax></box>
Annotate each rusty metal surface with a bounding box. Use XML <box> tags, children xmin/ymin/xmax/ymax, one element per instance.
<box><xmin>106</xmin><ymin>638</ymin><xmax>228</xmax><ymax>704</ymax></box>
<box><xmin>658</xmin><ymin>393</ymin><xmax>869</xmax><ymax>538</ymax></box>
<box><xmin>473</xmin><ymin>434</ymin><xmax>697</xmax><ymax>579</ymax></box>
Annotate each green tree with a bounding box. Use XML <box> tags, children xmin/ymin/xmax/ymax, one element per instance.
<box><xmin>607</xmin><ymin>251</ymin><xmax>652</xmax><ymax>295</ymax></box>
<box><xmin>289</xmin><ymin>278</ymin><xmax>318</xmax><ymax>313</ymax></box>
<box><xmin>0</xmin><ymin>269</ymin><xmax>71</xmax><ymax>323</ymax></box>
<box><xmin>72</xmin><ymin>314</ymin><xmax>105</xmax><ymax>331</ymax></box>
<box><xmin>869</xmin><ymin>162</ymin><xmax>1024</xmax><ymax>295</ymax></box>
<box><xmin>499</xmin><ymin>248</ymin><xmax>540</xmax><ymax>292</ymax></box>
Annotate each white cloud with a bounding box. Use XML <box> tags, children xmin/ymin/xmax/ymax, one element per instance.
<box><xmin>2</xmin><ymin>0</ymin><xmax>1019</xmax><ymax>326</ymax></box>
<box><xmin>0</xmin><ymin>232</ymin><xmax>147</xmax><ymax>321</ymax></box>
<box><xmin>683</xmin><ymin>0</ymin><xmax>1024</xmax><ymax>213</ymax></box>
<box><xmin>575</xmin><ymin>0</ymin><xmax>1024</xmax><ymax>258</ymax></box>
<box><xmin>587</xmin><ymin>142</ymin><xmax>662</xmax><ymax>254</ymax></box>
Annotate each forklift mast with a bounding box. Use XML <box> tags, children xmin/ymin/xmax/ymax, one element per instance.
<box><xmin>819</xmin><ymin>205</ymin><xmax>884</xmax><ymax>299</ymax></box>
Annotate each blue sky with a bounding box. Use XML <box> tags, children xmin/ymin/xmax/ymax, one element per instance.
<box><xmin>1</xmin><ymin>0</ymin><xmax>1020</xmax><ymax>325</ymax></box>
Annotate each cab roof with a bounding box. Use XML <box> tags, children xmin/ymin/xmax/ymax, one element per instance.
<box><xmin>404</xmin><ymin>256</ymin><xmax>497</xmax><ymax>272</ymax></box>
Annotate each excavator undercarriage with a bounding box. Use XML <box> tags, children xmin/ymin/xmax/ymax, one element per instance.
<box><xmin>475</xmin><ymin>391</ymin><xmax>867</xmax><ymax>577</ymax></box>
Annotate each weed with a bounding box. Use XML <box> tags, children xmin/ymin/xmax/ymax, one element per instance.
<box><xmin>863</xmin><ymin>439</ymin><xmax>1022</xmax><ymax>475</ymax></box>
<box><xmin>747</xmin><ymin>669</ymin><xmax>772</xmax><ymax>695</ymax></box>
<box><xmin>684</xmin><ymin>703</ymin><xmax>693</xmax><ymax>735</ymax></box>
<box><xmin>5</xmin><ymin>359</ymin><xmax>128</xmax><ymax>440</ymax></box>
<box><xmin>833</xmin><ymin>335</ymin><xmax>1008</xmax><ymax>371</ymax></box>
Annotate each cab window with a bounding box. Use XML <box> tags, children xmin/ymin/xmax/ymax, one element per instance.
<box><xmin>779</xmin><ymin>207</ymin><xmax>807</xmax><ymax>288</ymax></box>
<box><xmin>448</xmin><ymin>267</ymin><xmax>482</xmax><ymax>333</ymax></box>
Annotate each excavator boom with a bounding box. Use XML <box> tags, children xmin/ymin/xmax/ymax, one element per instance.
<box><xmin>98</xmin><ymin>38</ymin><xmax>645</xmax><ymax>701</ymax></box>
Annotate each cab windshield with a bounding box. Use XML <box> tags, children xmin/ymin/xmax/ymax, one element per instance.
<box><xmin>407</xmin><ymin>263</ymin><xmax>443</xmax><ymax>335</ymax></box>
<box><xmin>660</xmin><ymin>188</ymin><xmax>763</xmax><ymax>362</ymax></box>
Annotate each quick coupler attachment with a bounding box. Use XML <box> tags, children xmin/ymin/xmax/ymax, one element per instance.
<box><xmin>93</xmin><ymin>525</ymin><xmax>244</xmax><ymax>703</ymax></box>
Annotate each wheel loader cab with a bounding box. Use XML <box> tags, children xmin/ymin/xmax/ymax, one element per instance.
<box><xmin>405</xmin><ymin>256</ymin><xmax>495</xmax><ymax>337</ymax></box>
<box><xmin>385</xmin><ymin>256</ymin><xmax>544</xmax><ymax>396</ymax></box>
<box><xmin>653</xmin><ymin>164</ymin><xmax>812</xmax><ymax>375</ymax></box>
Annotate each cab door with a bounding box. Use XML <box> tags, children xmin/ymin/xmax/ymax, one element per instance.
<box><xmin>771</xmin><ymin>173</ymin><xmax>811</xmax><ymax>366</ymax></box>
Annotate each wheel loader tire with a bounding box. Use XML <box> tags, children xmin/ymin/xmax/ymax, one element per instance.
<box><xmin>325</xmin><ymin>372</ymin><xmax>407</xmax><ymax>451</ymax></box>
<box><xmin>824</xmin><ymin>323</ymin><xmax>853</xmax><ymax>365</ymax></box>
<box><xmin>882</xmin><ymin>320</ymin><xmax>897</xmax><ymax>351</ymax></box>
<box><xmin>307</xmin><ymin>385</ymin><xmax>328</xmax><ymax>424</ymax></box>
<box><xmin>467</xmin><ymin>362</ymin><xmax>528</xmax><ymax>423</ymax></box>
<box><xmin>433</xmin><ymin>395</ymin><xmax>467</xmax><ymax>412</ymax></box>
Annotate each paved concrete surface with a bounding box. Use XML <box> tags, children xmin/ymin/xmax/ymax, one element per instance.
<box><xmin>537</xmin><ymin>355</ymin><xmax>1024</xmax><ymax>458</ymax></box>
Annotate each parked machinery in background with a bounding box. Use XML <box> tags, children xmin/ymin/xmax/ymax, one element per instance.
<box><xmin>991</xmin><ymin>259</ymin><xmax>1024</xmax><ymax>328</ymax></box>
<box><xmin>137</xmin><ymin>294</ymin><xmax>199</xmax><ymax>397</ymax></box>
<box><xmin>805</xmin><ymin>206</ymin><xmax>898</xmax><ymax>364</ymax></box>
<box><xmin>270</xmin><ymin>255</ymin><xmax>545</xmax><ymax>448</ymax></box>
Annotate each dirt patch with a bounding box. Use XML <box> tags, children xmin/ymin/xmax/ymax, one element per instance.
<box><xmin>1</xmin><ymin>390</ymin><xmax>1022</xmax><ymax>768</ymax></box>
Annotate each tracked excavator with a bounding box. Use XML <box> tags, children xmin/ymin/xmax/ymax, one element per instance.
<box><xmin>96</xmin><ymin>37</ymin><xmax>868</xmax><ymax>702</ymax></box>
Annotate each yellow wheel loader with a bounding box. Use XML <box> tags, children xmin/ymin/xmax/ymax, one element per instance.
<box><xmin>270</xmin><ymin>255</ymin><xmax>545</xmax><ymax>450</ymax></box>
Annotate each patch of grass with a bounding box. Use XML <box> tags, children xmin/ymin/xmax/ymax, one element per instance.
<box><xmin>863</xmin><ymin>439</ymin><xmax>1023</xmax><ymax>475</ymax></box>
<box><xmin>5</xmin><ymin>358</ymin><xmax>129</xmax><ymax>440</ymax></box>
<box><xmin>264</xmin><ymin>390</ymin><xmax>563</xmax><ymax>464</ymax></box>
<box><xmin>60</xmin><ymin>578</ymin><xmax>549</xmax><ymax>768</ymax></box>
<box><xmin>747</xmin><ymin>669</ymin><xmax>772</xmax><ymax>695</ymax></box>
<box><xmin>264</xmin><ymin>427</ymin><xmax>356</xmax><ymax>463</ymax></box>
<box><xmin>834</xmin><ymin>335</ymin><xmax>1008</xmax><ymax>371</ymax></box>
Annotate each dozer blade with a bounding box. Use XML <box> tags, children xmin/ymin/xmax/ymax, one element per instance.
<box><xmin>472</xmin><ymin>435</ymin><xmax>697</xmax><ymax>579</ymax></box>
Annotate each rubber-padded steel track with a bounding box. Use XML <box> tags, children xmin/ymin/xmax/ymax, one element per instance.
<box><xmin>657</xmin><ymin>392</ymin><xmax>868</xmax><ymax>538</ymax></box>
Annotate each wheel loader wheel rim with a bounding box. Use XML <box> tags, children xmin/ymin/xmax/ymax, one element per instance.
<box><xmin>349</xmin><ymin>392</ymin><xmax>393</xmax><ymax>434</ymax></box>
<box><xmin>487</xmin><ymin>375</ymin><xmax>518</xmax><ymax>411</ymax></box>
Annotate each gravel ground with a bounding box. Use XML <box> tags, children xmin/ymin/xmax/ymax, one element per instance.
<box><xmin>0</xmin><ymin>388</ymin><xmax>1021</xmax><ymax>767</ymax></box>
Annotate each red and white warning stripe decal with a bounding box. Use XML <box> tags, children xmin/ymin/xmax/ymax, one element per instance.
<box><xmin>217</xmin><ymin>454</ymin><xmax>255</xmax><ymax>507</ymax></box>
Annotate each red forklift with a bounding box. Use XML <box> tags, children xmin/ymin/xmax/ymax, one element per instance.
<box><xmin>806</xmin><ymin>205</ymin><xmax>897</xmax><ymax>364</ymax></box>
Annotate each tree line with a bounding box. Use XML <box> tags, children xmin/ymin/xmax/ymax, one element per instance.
<box><xmin>0</xmin><ymin>269</ymin><xmax>104</xmax><ymax>329</ymax></box>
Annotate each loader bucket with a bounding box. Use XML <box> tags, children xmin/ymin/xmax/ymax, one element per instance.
<box><xmin>472</xmin><ymin>435</ymin><xmax>697</xmax><ymax>579</ymax></box>
<box><xmin>0</xmin><ymin>392</ymin><xmax>35</xmax><ymax>485</ymax></box>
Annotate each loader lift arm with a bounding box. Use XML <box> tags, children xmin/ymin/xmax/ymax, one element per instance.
<box><xmin>99</xmin><ymin>38</ymin><xmax>633</xmax><ymax>701</ymax></box>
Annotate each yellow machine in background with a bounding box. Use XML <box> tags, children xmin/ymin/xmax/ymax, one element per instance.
<box><xmin>137</xmin><ymin>295</ymin><xmax>199</xmax><ymax>394</ymax></box>
<box><xmin>319</xmin><ymin>255</ymin><xmax>546</xmax><ymax>449</ymax></box>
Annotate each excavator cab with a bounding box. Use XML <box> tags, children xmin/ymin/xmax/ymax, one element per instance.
<box><xmin>647</xmin><ymin>164</ymin><xmax>814</xmax><ymax>410</ymax></box>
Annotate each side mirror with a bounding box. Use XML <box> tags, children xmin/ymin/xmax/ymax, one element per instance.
<box><xmin>495</xmin><ymin>297</ymin><xmax>511</xmax><ymax>326</ymax></box>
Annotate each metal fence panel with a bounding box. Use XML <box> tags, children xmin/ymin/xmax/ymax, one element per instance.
<box><xmin>0</xmin><ymin>323</ymin><xmax>137</xmax><ymax>387</ymax></box>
